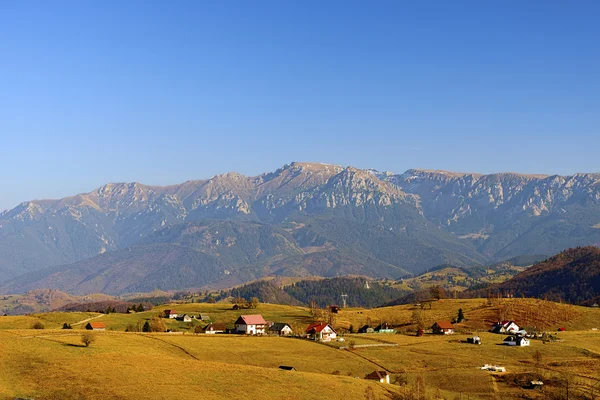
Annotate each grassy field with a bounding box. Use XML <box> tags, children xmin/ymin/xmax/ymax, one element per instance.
<box><xmin>0</xmin><ymin>299</ymin><xmax>598</xmax><ymax>399</ymax></box>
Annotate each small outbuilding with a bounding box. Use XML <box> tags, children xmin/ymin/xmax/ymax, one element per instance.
<box><xmin>86</xmin><ymin>322</ymin><xmax>106</xmax><ymax>331</ymax></box>
<box><xmin>365</xmin><ymin>370</ymin><xmax>390</xmax><ymax>384</ymax></box>
<box><xmin>358</xmin><ymin>325</ymin><xmax>374</xmax><ymax>334</ymax></box>
<box><xmin>467</xmin><ymin>335</ymin><xmax>481</xmax><ymax>344</ymax></box>
<box><xmin>374</xmin><ymin>322</ymin><xmax>396</xmax><ymax>334</ymax></box>
<box><xmin>279</xmin><ymin>365</ymin><xmax>296</xmax><ymax>371</ymax></box>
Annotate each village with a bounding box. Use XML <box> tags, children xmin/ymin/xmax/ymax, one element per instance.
<box><xmin>80</xmin><ymin>303</ymin><xmax>569</xmax><ymax>388</ymax></box>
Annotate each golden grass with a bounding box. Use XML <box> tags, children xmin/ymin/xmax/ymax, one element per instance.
<box><xmin>0</xmin><ymin>330</ymin><xmax>397</xmax><ymax>400</ymax></box>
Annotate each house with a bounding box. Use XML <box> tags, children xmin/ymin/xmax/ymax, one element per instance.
<box><xmin>268</xmin><ymin>323</ymin><xmax>293</xmax><ymax>336</ymax></box>
<box><xmin>199</xmin><ymin>314</ymin><xmax>210</xmax><ymax>321</ymax></box>
<box><xmin>180</xmin><ymin>314</ymin><xmax>192</xmax><ymax>323</ymax></box>
<box><xmin>234</xmin><ymin>315</ymin><xmax>267</xmax><ymax>335</ymax></box>
<box><xmin>503</xmin><ymin>336</ymin><xmax>530</xmax><ymax>346</ymax></box>
<box><xmin>164</xmin><ymin>310</ymin><xmax>178</xmax><ymax>319</ymax></box>
<box><xmin>374</xmin><ymin>322</ymin><xmax>396</xmax><ymax>333</ymax></box>
<box><xmin>432</xmin><ymin>321</ymin><xmax>454</xmax><ymax>335</ymax></box>
<box><xmin>591</xmin><ymin>303</ymin><xmax>599</xmax><ymax>308</ymax></box>
<box><xmin>203</xmin><ymin>323</ymin><xmax>227</xmax><ymax>334</ymax></box>
<box><xmin>305</xmin><ymin>323</ymin><xmax>337</xmax><ymax>341</ymax></box>
<box><xmin>557</xmin><ymin>327</ymin><xmax>566</xmax><ymax>332</ymax></box>
<box><xmin>85</xmin><ymin>322</ymin><xmax>106</xmax><ymax>331</ymax></box>
<box><xmin>365</xmin><ymin>370</ymin><xmax>390</xmax><ymax>384</ymax></box>
<box><xmin>358</xmin><ymin>325</ymin><xmax>374</xmax><ymax>334</ymax></box>
<box><xmin>329</xmin><ymin>305</ymin><xmax>340</xmax><ymax>314</ymax></box>
<box><xmin>491</xmin><ymin>320</ymin><xmax>519</xmax><ymax>334</ymax></box>
<box><xmin>467</xmin><ymin>335</ymin><xmax>481</xmax><ymax>344</ymax></box>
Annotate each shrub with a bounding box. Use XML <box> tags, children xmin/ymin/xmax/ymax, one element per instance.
<box><xmin>32</xmin><ymin>321</ymin><xmax>45</xmax><ymax>330</ymax></box>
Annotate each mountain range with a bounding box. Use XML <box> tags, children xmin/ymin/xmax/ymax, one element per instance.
<box><xmin>1</xmin><ymin>162</ymin><xmax>600</xmax><ymax>295</ymax></box>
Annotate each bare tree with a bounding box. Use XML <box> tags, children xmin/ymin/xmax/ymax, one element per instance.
<box><xmin>81</xmin><ymin>332</ymin><xmax>96</xmax><ymax>347</ymax></box>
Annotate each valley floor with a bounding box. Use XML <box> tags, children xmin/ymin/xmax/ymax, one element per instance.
<box><xmin>0</xmin><ymin>299</ymin><xmax>599</xmax><ymax>399</ymax></box>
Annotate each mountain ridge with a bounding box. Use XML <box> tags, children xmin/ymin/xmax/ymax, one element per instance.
<box><xmin>2</xmin><ymin>162</ymin><xmax>600</xmax><ymax>293</ymax></box>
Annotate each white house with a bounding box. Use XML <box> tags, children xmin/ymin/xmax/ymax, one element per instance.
<box><xmin>203</xmin><ymin>323</ymin><xmax>227</xmax><ymax>334</ymax></box>
<box><xmin>268</xmin><ymin>323</ymin><xmax>293</xmax><ymax>336</ymax></box>
<box><xmin>180</xmin><ymin>314</ymin><xmax>192</xmax><ymax>322</ymax></box>
<box><xmin>365</xmin><ymin>370</ymin><xmax>390</xmax><ymax>384</ymax></box>
<box><xmin>234</xmin><ymin>315</ymin><xmax>267</xmax><ymax>335</ymax></box>
<box><xmin>164</xmin><ymin>310</ymin><xmax>178</xmax><ymax>319</ymax></box>
<box><xmin>503</xmin><ymin>336</ymin><xmax>530</xmax><ymax>346</ymax></box>
<box><xmin>491</xmin><ymin>321</ymin><xmax>519</xmax><ymax>334</ymax></box>
<box><xmin>305</xmin><ymin>323</ymin><xmax>337</xmax><ymax>341</ymax></box>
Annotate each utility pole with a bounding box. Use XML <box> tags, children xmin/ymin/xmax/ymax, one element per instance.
<box><xmin>341</xmin><ymin>294</ymin><xmax>348</xmax><ymax>308</ymax></box>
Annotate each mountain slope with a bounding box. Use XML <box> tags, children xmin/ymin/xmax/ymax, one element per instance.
<box><xmin>2</xmin><ymin>162</ymin><xmax>600</xmax><ymax>290</ymax></box>
<box><xmin>472</xmin><ymin>246</ymin><xmax>600</xmax><ymax>303</ymax></box>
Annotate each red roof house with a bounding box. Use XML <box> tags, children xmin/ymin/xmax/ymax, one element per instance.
<box><xmin>305</xmin><ymin>323</ymin><xmax>337</xmax><ymax>341</ymax></box>
<box><xmin>234</xmin><ymin>315</ymin><xmax>267</xmax><ymax>335</ymax></box>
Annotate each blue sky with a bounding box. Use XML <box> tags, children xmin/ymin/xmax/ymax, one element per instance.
<box><xmin>1</xmin><ymin>1</ymin><xmax>599</xmax><ymax>211</ymax></box>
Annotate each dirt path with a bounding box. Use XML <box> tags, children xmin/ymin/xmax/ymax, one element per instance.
<box><xmin>140</xmin><ymin>334</ymin><xmax>200</xmax><ymax>361</ymax></box>
<box><xmin>71</xmin><ymin>314</ymin><xmax>105</xmax><ymax>326</ymax></box>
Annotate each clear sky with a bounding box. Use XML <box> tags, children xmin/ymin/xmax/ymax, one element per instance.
<box><xmin>1</xmin><ymin>1</ymin><xmax>599</xmax><ymax>211</ymax></box>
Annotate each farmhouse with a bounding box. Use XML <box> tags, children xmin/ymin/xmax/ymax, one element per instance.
<box><xmin>431</xmin><ymin>321</ymin><xmax>454</xmax><ymax>335</ymax></box>
<box><xmin>234</xmin><ymin>315</ymin><xmax>267</xmax><ymax>335</ymax></box>
<box><xmin>305</xmin><ymin>323</ymin><xmax>336</xmax><ymax>341</ymax></box>
<box><xmin>164</xmin><ymin>310</ymin><xmax>178</xmax><ymax>319</ymax></box>
<box><xmin>358</xmin><ymin>325</ymin><xmax>374</xmax><ymax>334</ymax></box>
<box><xmin>203</xmin><ymin>323</ymin><xmax>227</xmax><ymax>334</ymax></box>
<box><xmin>491</xmin><ymin>320</ymin><xmax>519</xmax><ymax>334</ymax></box>
<box><xmin>85</xmin><ymin>322</ymin><xmax>106</xmax><ymax>331</ymax></box>
<box><xmin>503</xmin><ymin>336</ymin><xmax>530</xmax><ymax>346</ymax></box>
<box><xmin>180</xmin><ymin>314</ymin><xmax>192</xmax><ymax>322</ymax></box>
<box><xmin>268</xmin><ymin>323</ymin><xmax>293</xmax><ymax>336</ymax></box>
<box><xmin>364</xmin><ymin>370</ymin><xmax>390</xmax><ymax>384</ymax></box>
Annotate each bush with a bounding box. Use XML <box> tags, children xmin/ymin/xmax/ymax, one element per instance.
<box><xmin>81</xmin><ymin>332</ymin><xmax>96</xmax><ymax>347</ymax></box>
<box><xmin>32</xmin><ymin>321</ymin><xmax>45</xmax><ymax>330</ymax></box>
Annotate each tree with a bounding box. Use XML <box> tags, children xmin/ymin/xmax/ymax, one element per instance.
<box><xmin>137</xmin><ymin>303</ymin><xmax>144</xmax><ymax>312</ymax></box>
<box><xmin>250</xmin><ymin>297</ymin><xmax>259</xmax><ymax>308</ymax></box>
<box><xmin>142</xmin><ymin>321</ymin><xmax>151</xmax><ymax>332</ymax></box>
<box><xmin>62</xmin><ymin>323</ymin><xmax>72</xmax><ymax>329</ymax></box>
<box><xmin>149</xmin><ymin>316</ymin><xmax>167</xmax><ymax>332</ymax></box>
<box><xmin>532</xmin><ymin>349</ymin><xmax>543</xmax><ymax>365</ymax></box>
<box><xmin>81</xmin><ymin>332</ymin><xmax>96</xmax><ymax>347</ymax></box>
<box><xmin>456</xmin><ymin>308</ymin><xmax>465</xmax><ymax>323</ymax></box>
<box><xmin>411</xmin><ymin>310</ymin><xmax>424</xmax><ymax>330</ymax></box>
<box><xmin>194</xmin><ymin>325</ymin><xmax>204</xmax><ymax>334</ymax></box>
<box><xmin>429</xmin><ymin>285</ymin><xmax>446</xmax><ymax>300</ymax></box>
<box><xmin>207</xmin><ymin>296</ymin><xmax>216</xmax><ymax>304</ymax></box>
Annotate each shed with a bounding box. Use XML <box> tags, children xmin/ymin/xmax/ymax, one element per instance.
<box><xmin>358</xmin><ymin>325</ymin><xmax>374</xmax><ymax>334</ymax></box>
<box><xmin>432</xmin><ymin>321</ymin><xmax>454</xmax><ymax>335</ymax></box>
<box><xmin>467</xmin><ymin>335</ymin><xmax>481</xmax><ymax>344</ymax></box>
<box><xmin>374</xmin><ymin>322</ymin><xmax>396</xmax><ymax>334</ymax></box>
<box><xmin>85</xmin><ymin>322</ymin><xmax>106</xmax><ymax>331</ymax></box>
<box><xmin>203</xmin><ymin>323</ymin><xmax>227</xmax><ymax>334</ymax></box>
<box><xmin>279</xmin><ymin>365</ymin><xmax>296</xmax><ymax>371</ymax></box>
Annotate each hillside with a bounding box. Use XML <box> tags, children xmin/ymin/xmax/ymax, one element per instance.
<box><xmin>471</xmin><ymin>246</ymin><xmax>600</xmax><ymax>304</ymax></box>
<box><xmin>2</xmin><ymin>162</ymin><xmax>600</xmax><ymax>293</ymax></box>
<box><xmin>1</xmin><ymin>299</ymin><xmax>599</xmax><ymax>400</ymax></box>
